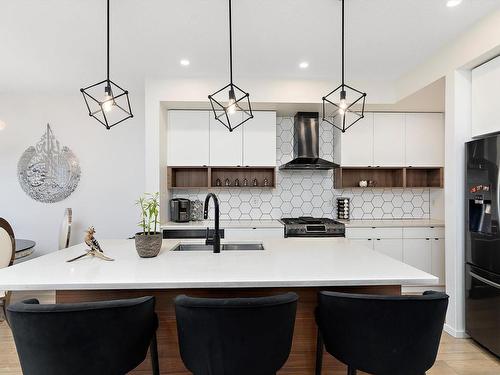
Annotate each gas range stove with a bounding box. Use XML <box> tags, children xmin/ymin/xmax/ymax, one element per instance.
<box><xmin>280</xmin><ymin>216</ymin><xmax>345</xmax><ymax>238</ymax></box>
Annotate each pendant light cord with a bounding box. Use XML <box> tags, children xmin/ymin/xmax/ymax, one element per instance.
<box><xmin>341</xmin><ymin>0</ymin><xmax>345</xmax><ymax>86</ymax></box>
<box><xmin>107</xmin><ymin>0</ymin><xmax>110</xmax><ymax>82</ymax></box>
<box><xmin>229</xmin><ymin>0</ymin><xmax>233</xmax><ymax>85</ymax></box>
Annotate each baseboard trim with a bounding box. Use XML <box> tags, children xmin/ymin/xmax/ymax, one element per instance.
<box><xmin>444</xmin><ymin>324</ymin><xmax>469</xmax><ymax>338</ymax></box>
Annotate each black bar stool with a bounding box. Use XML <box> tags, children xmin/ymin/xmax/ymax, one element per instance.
<box><xmin>174</xmin><ymin>292</ymin><xmax>298</xmax><ymax>375</ymax></box>
<box><xmin>315</xmin><ymin>291</ymin><xmax>449</xmax><ymax>375</ymax></box>
<box><xmin>7</xmin><ymin>296</ymin><xmax>160</xmax><ymax>375</ymax></box>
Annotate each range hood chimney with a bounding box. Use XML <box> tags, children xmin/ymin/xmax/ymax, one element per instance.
<box><xmin>279</xmin><ymin>112</ymin><xmax>339</xmax><ymax>170</ymax></box>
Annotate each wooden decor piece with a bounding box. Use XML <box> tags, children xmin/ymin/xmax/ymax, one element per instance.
<box><xmin>66</xmin><ymin>227</ymin><xmax>114</xmax><ymax>263</ymax></box>
<box><xmin>57</xmin><ymin>285</ymin><xmax>400</xmax><ymax>375</ymax></box>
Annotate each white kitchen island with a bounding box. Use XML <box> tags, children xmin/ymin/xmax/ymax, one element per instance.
<box><xmin>0</xmin><ymin>238</ymin><xmax>437</xmax><ymax>374</ymax></box>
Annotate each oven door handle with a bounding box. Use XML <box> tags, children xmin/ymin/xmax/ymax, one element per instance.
<box><xmin>470</xmin><ymin>271</ymin><xmax>500</xmax><ymax>290</ymax></box>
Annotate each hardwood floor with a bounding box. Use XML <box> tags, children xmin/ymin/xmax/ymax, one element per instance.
<box><xmin>0</xmin><ymin>291</ymin><xmax>499</xmax><ymax>375</ymax></box>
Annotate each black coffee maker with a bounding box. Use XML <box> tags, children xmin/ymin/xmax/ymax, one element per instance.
<box><xmin>170</xmin><ymin>198</ymin><xmax>191</xmax><ymax>222</ymax></box>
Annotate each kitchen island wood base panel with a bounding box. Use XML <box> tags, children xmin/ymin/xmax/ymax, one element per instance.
<box><xmin>57</xmin><ymin>285</ymin><xmax>400</xmax><ymax>375</ymax></box>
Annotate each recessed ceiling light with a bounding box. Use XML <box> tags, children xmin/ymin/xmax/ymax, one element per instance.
<box><xmin>299</xmin><ymin>61</ymin><xmax>309</xmax><ymax>69</ymax></box>
<box><xmin>446</xmin><ymin>0</ymin><xmax>462</xmax><ymax>7</ymax></box>
<box><xmin>180</xmin><ymin>59</ymin><xmax>190</xmax><ymax>66</ymax></box>
<box><xmin>0</xmin><ymin>120</ymin><xmax>6</xmax><ymax>131</ymax></box>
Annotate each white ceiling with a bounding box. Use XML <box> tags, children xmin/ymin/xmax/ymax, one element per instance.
<box><xmin>0</xmin><ymin>0</ymin><xmax>499</xmax><ymax>94</ymax></box>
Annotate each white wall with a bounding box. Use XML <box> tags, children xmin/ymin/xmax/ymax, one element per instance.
<box><xmin>0</xmin><ymin>91</ymin><xmax>145</xmax><ymax>256</ymax></box>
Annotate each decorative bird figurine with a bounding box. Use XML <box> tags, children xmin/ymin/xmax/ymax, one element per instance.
<box><xmin>66</xmin><ymin>226</ymin><xmax>114</xmax><ymax>262</ymax></box>
<box><xmin>85</xmin><ymin>226</ymin><xmax>104</xmax><ymax>253</ymax></box>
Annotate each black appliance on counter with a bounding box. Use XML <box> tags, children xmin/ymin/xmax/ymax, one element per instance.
<box><xmin>170</xmin><ymin>198</ymin><xmax>191</xmax><ymax>222</ymax></box>
<box><xmin>280</xmin><ymin>217</ymin><xmax>345</xmax><ymax>238</ymax></box>
<box><xmin>465</xmin><ymin>136</ymin><xmax>500</xmax><ymax>357</ymax></box>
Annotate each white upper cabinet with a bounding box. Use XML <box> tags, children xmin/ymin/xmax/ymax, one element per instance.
<box><xmin>167</xmin><ymin>110</ymin><xmax>210</xmax><ymax>166</ymax></box>
<box><xmin>209</xmin><ymin>112</ymin><xmax>243</xmax><ymax>166</ymax></box>
<box><xmin>373</xmin><ymin>113</ymin><xmax>405</xmax><ymax>167</ymax></box>
<box><xmin>243</xmin><ymin>111</ymin><xmax>277</xmax><ymax>166</ymax></box>
<box><xmin>404</xmin><ymin>113</ymin><xmax>444</xmax><ymax>167</ymax></box>
<box><xmin>341</xmin><ymin>112</ymin><xmax>374</xmax><ymax>167</ymax></box>
<box><xmin>472</xmin><ymin>56</ymin><xmax>500</xmax><ymax>137</ymax></box>
<box><xmin>167</xmin><ymin>110</ymin><xmax>276</xmax><ymax>167</ymax></box>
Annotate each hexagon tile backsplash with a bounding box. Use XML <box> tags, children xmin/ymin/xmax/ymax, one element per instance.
<box><xmin>171</xmin><ymin>117</ymin><xmax>432</xmax><ymax>221</ymax></box>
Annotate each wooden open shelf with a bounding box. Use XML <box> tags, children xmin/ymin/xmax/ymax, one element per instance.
<box><xmin>405</xmin><ymin>167</ymin><xmax>443</xmax><ymax>188</ymax></box>
<box><xmin>167</xmin><ymin>167</ymin><xmax>209</xmax><ymax>189</ymax></box>
<box><xmin>335</xmin><ymin>167</ymin><xmax>404</xmax><ymax>188</ymax></box>
<box><xmin>167</xmin><ymin>166</ymin><xmax>275</xmax><ymax>189</ymax></box>
<box><xmin>334</xmin><ymin>167</ymin><xmax>443</xmax><ymax>189</ymax></box>
<box><xmin>211</xmin><ymin>167</ymin><xmax>275</xmax><ymax>188</ymax></box>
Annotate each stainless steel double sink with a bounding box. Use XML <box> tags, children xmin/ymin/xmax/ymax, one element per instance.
<box><xmin>172</xmin><ymin>243</ymin><xmax>265</xmax><ymax>251</ymax></box>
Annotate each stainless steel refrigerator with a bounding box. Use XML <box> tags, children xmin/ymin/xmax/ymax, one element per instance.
<box><xmin>465</xmin><ymin>136</ymin><xmax>500</xmax><ymax>357</ymax></box>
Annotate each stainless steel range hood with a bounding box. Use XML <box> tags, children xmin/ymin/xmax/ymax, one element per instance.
<box><xmin>279</xmin><ymin>112</ymin><xmax>339</xmax><ymax>170</ymax></box>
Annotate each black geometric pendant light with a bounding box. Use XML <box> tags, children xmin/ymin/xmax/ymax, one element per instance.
<box><xmin>208</xmin><ymin>0</ymin><xmax>253</xmax><ymax>132</ymax></box>
<box><xmin>322</xmin><ymin>0</ymin><xmax>366</xmax><ymax>133</ymax></box>
<box><xmin>80</xmin><ymin>0</ymin><xmax>133</xmax><ymax>130</ymax></box>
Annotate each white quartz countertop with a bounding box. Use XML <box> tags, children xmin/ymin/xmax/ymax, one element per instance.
<box><xmin>0</xmin><ymin>238</ymin><xmax>437</xmax><ymax>291</ymax></box>
<box><xmin>162</xmin><ymin>220</ymin><xmax>284</xmax><ymax>229</ymax></box>
<box><xmin>340</xmin><ymin>219</ymin><xmax>445</xmax><ymax>228</ymax></box>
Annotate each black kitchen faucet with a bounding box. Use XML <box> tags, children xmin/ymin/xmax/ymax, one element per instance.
<box><xmin>204</xmin><ymin>193</ymin><xmax>221</xmax><ymax>253</ymax></box>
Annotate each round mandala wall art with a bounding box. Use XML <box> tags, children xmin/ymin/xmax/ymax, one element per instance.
<box><xmin>18</xmin><ymin>124</ymin><xmax>81</xmax><ymax>203</ymax></box>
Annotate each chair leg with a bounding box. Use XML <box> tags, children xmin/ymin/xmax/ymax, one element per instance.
<box><xmin>347</xmin><ymin>365</ymin><xmax>357</xmax><ymax>375</ymax></box>
<box><xmin>1</xmin><ymin>292</ymin><xmax>12</xmax><ymax>326</ymax></box>
<box><xmin>315</xmin><ymin>328</ymin><xmax>323</xmax><ymax>375</ymax></box>
<box><xmin>150</xmin><ymin>332</ymin><xmax>160</xmax><ymax>375</ymax></box>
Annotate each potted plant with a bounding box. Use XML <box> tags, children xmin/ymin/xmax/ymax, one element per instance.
<box><xmin>135</xmin><ymin>192</ymin><xmax>162</xmax><ymax>258</ymax></box>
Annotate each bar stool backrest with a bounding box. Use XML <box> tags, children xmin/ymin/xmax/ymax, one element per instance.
<box><xmin>175</xmin><ymin>292</ymin><xmax>298</xmax><ymax>375</ymax></box>
<box><xmin>7</xmin><ymin>296</ymin><xmax>158</xmax><ymax>375</ymax></box>
<box><xmin>316</xmin><ymin>291</ymin><xmax>449</xmax><ymax>375</ymax></box>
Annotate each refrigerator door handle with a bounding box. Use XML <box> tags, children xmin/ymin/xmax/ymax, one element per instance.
<box><xmin>470</xmin><ymin>271</ymin><xmax>500</xmax><ymax>290</ymax></box>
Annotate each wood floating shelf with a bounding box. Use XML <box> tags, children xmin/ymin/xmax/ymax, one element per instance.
<box><xmin>167</xmin><ymin>166</ymin><xmax>276</xmax><ymax>189</ymax></box>
<box><xmin>334</xmin><ymin>167</ymin><xmax>443</xmax><ymax>189</ymax></box>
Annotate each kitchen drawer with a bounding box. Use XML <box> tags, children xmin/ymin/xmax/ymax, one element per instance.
<box><xmin>346</xmin><ymin>227</ymin><xmax>402</xmax><ymax>239</ymax></box>
<box><xmin>224</xmin><ymin>227</ymin><xmax>284</xmax><ymax>240</ymax></box>
<box><xmin>403</xmin><ymin>227</ymin><xmax>445</xmax><ymax>239</ymax></box>
<box><xmin>372</xmin><ymin>227</ymin><xmax>403</xmax><ymax>239</ymax></box>
<box><xmin>345</xmin><ymin>228</ymin><xmax>374</xmax><ymax>239</ymax></box>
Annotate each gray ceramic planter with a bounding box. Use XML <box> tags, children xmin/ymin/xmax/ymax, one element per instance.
<box><xmin>135</xmin><ymin>232</ymin><xmax>162</xmax><ymax>258</ymax></box>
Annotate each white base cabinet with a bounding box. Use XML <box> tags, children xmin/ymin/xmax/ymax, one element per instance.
<box><xmin>346</xmin><ymin>225</ymin><xmax>445</xmax><ymax>286</ymax></box>
<box><xmin>403</xmin><ymin>238</ymin><xmax>432</xmax><ymax>274</ymax></box>
<box><xmin>374</xmin><ymin>238</ymin><xmax>404</xmax><ymax>262</ymax></box>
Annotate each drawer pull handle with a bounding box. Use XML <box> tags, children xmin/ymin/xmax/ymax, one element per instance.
<box><xmin>470</xmin><ymin>271</ymin><xmax>500</xmax><ymax>290</ymax></box>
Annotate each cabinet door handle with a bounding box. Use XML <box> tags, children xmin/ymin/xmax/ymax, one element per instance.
<box><xmin>470</xmin><ymin>271</ymin><xmax>500</xmax><ymax>290</ymax></box>
<box><xmin>426</xmin><ymin>238</ymin><xmax>430</xmax><ymax>240</ymax></box>
<box><xmin>376</xmin><ymin>238</ymin><xmax>381</xmax><ymax>241</ymax></box>
<box><xmin>367</xmin><ymin>238</ymin><xmax>372</xmax><ymax>241</ymax></box>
